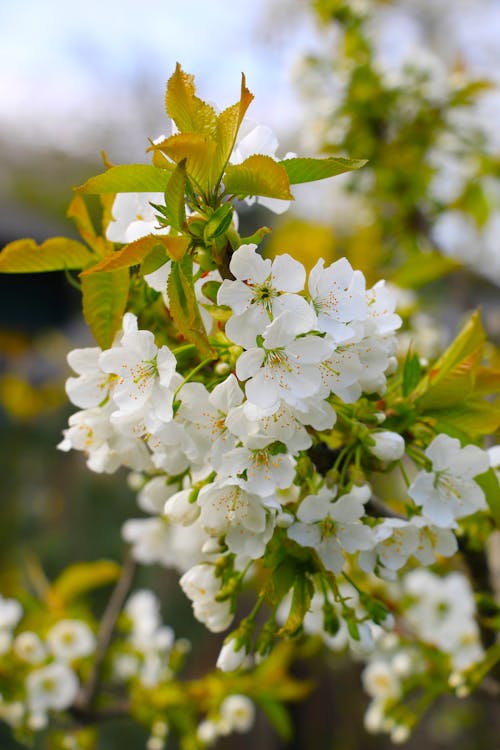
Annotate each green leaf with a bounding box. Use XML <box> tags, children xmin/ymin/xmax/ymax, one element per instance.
<box><xmin>278</xmin><ymin>575</ymin><xmax>313</xmax><ymax>636</ymax></box>
<box><xmin>163</xmin><ymin>159</ymin><xmax>187</xmax><ymax>230</ymax></box>
<box><xmin>476</xmin><ymin>469</ymin><xmax>500</xmax><ymax>529</ymax></box>
<box><xmin>224</xmin><ymin>155</ymin><xmax>293</xmax><ymax>200</ymax></box>
<box><xmin>261</xmin><ymin>558</ymin><xmax>297</xmax><ymax>607</ymax></box>
<box><xmin>81</xmin><ymin>235</ymin><xmax>189</xmax><ymax>275</ymax></box>
<box><xmin>413</xmin><ymin>311</ymin><xmax>485</xmax><ymax>409</ymax></box>
<box><xmin>391</xmin><ymin>252</ymin><xmax>461</xmax><ymax>289</ymax></box>
<box><xmin>78</xmin><ymin>164</ymin><xmax>173</xmax><ymax>194</ymax></box>
<box><xmin>141</xmin><ymin>244</ymin><xmax>169</xmax><ymax>276</ymax></box>
<box><xmin>402</xmin><ymin>351</ymin><xmax>421</xmax><ymax>397</ymax></box>
<box><xmin>165</xmin><ymin>63</ymin><xmax>218</xmax><ymax>138</ymax></box>
<box><xmin>203</xmin><ymin>204</ymin><xmax>233</xmax><ymax>241</ymax></box>
<box><xmin>256</xmin><ymin>697</ymin><xmax>292</xmax><ymax>741</ymax></box>
<box><xmin>279</xmin><ymin>156</ymin><xmax>367</xmax><ymax>184</ymax></box>
<box><xmin>0</xmin><ymin>237</ymin><xmax>95</xmax><ymax>273</ymax></box>
<box><xmin>82</xmin><ymin>269</ymin><xmax>129</xmax><ymax>348</ymax></box>
<box><xmin>167</xmin><ymin>257</ymin><xmax>216</xmax><ymax>358</ymax></box>
<box><xmin>51</xmin><ymin>560</ymin><xmax>121</xmax><ymax>605</ymax></box>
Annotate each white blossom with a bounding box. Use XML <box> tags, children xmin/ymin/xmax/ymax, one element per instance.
<box><xmin>26</xmin><ymin>662</ymin><xmax>79</xmax><ymax>713</ymax></box>
<box><xmin>288</xmin><ymin>485</ymin><xmax>374</xmax><ymax>573</ymax></box>
<box><xmin>46</xmin><ymin>620</ymin><xmax>96</xmax><ymax>662</ymax></box>
<box><xmin>218</xmin><ymin>245</ymin><xmax>315</xmax><ymax>349</ymax></box>
<box><xmin>106</xmin><ymin>193</ymin><xmax>169</xmax><ymax>244</ymax></box>
<box><xmin>408</xmin><ymin>434</ymin><xmax>489</xmax><ymax>527</ymax></box>
<box><xmin>236</xmin><ymin>311</ymin><xmax>331</xmax><ymax>414</ymax></box>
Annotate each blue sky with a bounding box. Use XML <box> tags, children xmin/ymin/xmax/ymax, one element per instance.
<box><xmin>0</xmin><ymin>0</ymin><xmax>318</xmax><ymax>156</ymax></box>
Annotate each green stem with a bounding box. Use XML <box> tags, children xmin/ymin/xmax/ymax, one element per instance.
<box><xmin>174</xmin><ymin>357</ymin><xmax>214</xmax><ymax>398</ymax></box>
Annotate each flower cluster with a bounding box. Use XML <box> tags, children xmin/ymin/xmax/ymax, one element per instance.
<box><xmin>0</xmin><ymin>595</ymin><xmax>95</xmax><ymax>732</ymax></box>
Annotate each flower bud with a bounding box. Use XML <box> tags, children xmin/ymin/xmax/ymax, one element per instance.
<box><xmin>164</xmin><ymin>490</ymin><xmax>200</xmax><ymax>525</ymax></box>
<box><xmin>369</xmin><ymin>431</ymin><xmax>405</xmax><ymax>462</ymax></box>
<box><xmin>217</xmin><ymin>639</ymin><xmax>247</xmax><ymax>672</ymax></box>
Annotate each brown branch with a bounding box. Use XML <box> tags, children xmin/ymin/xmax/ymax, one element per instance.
<box><xmin>74</xmin><ymin>551</ymin><xmax>136</xmax><ymax>712</ymax></box>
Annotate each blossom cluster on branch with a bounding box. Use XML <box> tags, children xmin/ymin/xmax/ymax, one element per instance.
<box><xmin>1</xmin><ymin>61</ymin><xmax>500</xmax><ymax>749</ymax></box>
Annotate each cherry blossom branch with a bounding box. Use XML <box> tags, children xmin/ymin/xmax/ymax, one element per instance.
<box><xmin>74</xmin><ymin>551</ymin><xmax>136</xmax><ymax>713</ymax></box>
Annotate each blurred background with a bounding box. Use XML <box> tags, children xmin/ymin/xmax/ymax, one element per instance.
<box><xmin>1</xmin><ymin>0</ymin><xmax>500</xmax><ymax>747</ymax></box>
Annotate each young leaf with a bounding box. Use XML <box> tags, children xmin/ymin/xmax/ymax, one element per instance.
<box><xmin>391</xmin><ymin>252</ymin><xmax>461</xmax><ymax>288</ymax></box>
<box><xmin>279</xmin><ymin>156</ymin><xmax>367</xmax><ymax>184</ymax></box>
<box><xmin>0</xmin><ymin>237</ymin><xmax>94</xmax><ymax>273</ymax></box>
<box><xmin>78</xmin><ymin>164</ymin><xmax>173</xmax><ymax>194</ymax></box>
<box><xmin>81</xmin><ymin>235</ymin><xmax>189</xmax><ymax>275</ymax></box>
<box><xmin>278</xmin><ymin>575</ymin><xmax>313</xmax><ymax>636</ymax></box>
<box><xmin>67</xmin><ymin>194</ymin><xmax>112</xmax><ymax>257</ymax></box>
<box><xmin>50</xmin><ymin>560</ymin><xmax>121</xmax><ymax>605</ymax></box>
<box><xmin>224</xmin><ymin>155</ymin><xmax>293</xmax><ymax>200</ymax></box>
<box><xmin>402</xmin><ymin>351</ymin><xmax>421</xmax><ymax>397</ymax></box>
<box><xmin>164</xmin><ymin>159</ymin><xmax>187</xmax><ymax>230</ymax></box>
<box><xmin>261</xmin><ymin>558</ymin><xmax>297</xmax><ymax>607</ymax></box>
<box><xmin>165</xmin><ymin>63</ymin><xmax>218</xmax><ymax>138</ymax></box>
<box><xmin>413</xmin><ymin>311</ymin><xmax>485</xmax><ymax>409</ymax></box>
<box><xmin>150</xmin><ymin>133</ymin><xmax>216</xmax><ymax>193</ymax></box>
<box><xmin>476</xmin><ymin>468</ymin><xmax>500</xmax><ymax>529</ymax></box>
<box><xmin>256</xmin><ymin>697</ymin><xmax>293</xmax><ymax>741</ymax></box>
<box><xmin>81</xmin><ymin>268</ymin><xmax>129</xmax><ymax>349</ymax></box>
<box><xmin>212</xmin><ymin>73</ymin><xmax>254</xmax><ymax>182</ymax></box>
<box><xmin>430</xmin><ymin>399</ymin><xmax>500</xmax><ymax>437</ymax></box>
<box><xmin>203</xmin><ymin>204</ymin><xmax>233</xmax><ymax>241</ymax></box>
<box><xmin>167</xmin><ymin>258</ymin><xmax>216</xmax><ymax>358</ymax></box>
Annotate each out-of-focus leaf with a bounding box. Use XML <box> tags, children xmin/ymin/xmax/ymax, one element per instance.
<box><xmin>256</xmin><ymin>697</ymin><xmax>293</xmax><ymax>741</ymax></box>
<box><xmin>78</xmin><ymin>164</ymin><xmax>173</xmax><ymax>194</ymax></box>
<box><xmin>82</xmin><ymin>269</ymin><xmax>129</xmax><ymax>348</ymax></box>
<box><xmin>476</xmin><ymin>469</ymin><xmax>500</xmax><ymax>529</ymax></box>
<box><xmin>50</xmin><ymin>560</ymin><xmax>121</xmax><ymax>605</ymax></box>
<box><xmin>391</xmin><ymin>252</ymin><xmax>461</xmax><ymax>288</ymax></box>
<box><xmin>279</xmin><ymin>156</ymin><xmax>367</xmax><ymax>184</ymax></box>
<box><xmin>224</xmin><ymin>155</ymin><xmax>293</xmax><ymax>200</ymax></box>
<box><xmin>0</xmin><ymin>237</ymin><xmax>94</xmax><ymax>273</ymax></box>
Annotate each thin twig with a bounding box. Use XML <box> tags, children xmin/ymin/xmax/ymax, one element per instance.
<box><xmin>75</xmin><ymin>552</ymin><xmax>136</xmax><ymax>712</ymax></box>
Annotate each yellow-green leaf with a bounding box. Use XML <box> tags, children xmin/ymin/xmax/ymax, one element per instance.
<box><xmin>165</xmin><ymin>63</ymin><xmax>218</xmax><ymax>138</ymax></box>
<box><xmin>476</xmin><ymin>469</ymin><xmax>500</xmax><ymax>529</ymax></box>
<box><xmin>78</xmin><ymin>164</ymin><xmax>173</xmax><ymax>194</ymax></box>
<box><xmin>149</xmin><ymin>133</ymin><xmax>216</xmax><ymax>192</ymax></box>
<box><xmin>278</xmin><ymin>576</ymin><xmax>313</xmax><ymax>637</ymax></box>
<box><xmin>279</xmin><ymin>156</ymin><xmax>367</xmax><ymax>184</ymax></box>
<box><xmin>81</xmin><ymin>235</ymin><xmax>189</xmax><ymax>275</ymax></box>
<box><xmin>0</xmin><ymin>237</ymin><xmax>94</xmax><ymax>273</ymax></box>
<box><xmin>391</xmin><ymin>252</ymin><xmax>461</xmax><ymax>288</ymax></box>
<box><xmin>212</xmin><ymin>74</ymin><xmax>254</xmax><ymax>182</ymax></box>
<box><xmin>224</xmin><ymin>155</ymin><xmax>293</xmax><ymax>200</ymax></box>
<box><xmin>82</xmin><ymin>269</ymin><xmax>130</xmax><ymax>348</ymax></box>
<box><xmin>51</xmin><ymin>560</ymin><xmax>121</xmax><ymax>605</ymax></box>
<box><xmin>67</xmin><ymin>194</ymin><xmax>112</xmax><ymax>257</ymax></box>
<box><xmin>432</xmin><ymin>399</ymin><xmax>500</xmax><ymax>437</ymax></box>
<box><xmin>167</xmin><ymin>259</ymin><xmax>215</xmax><ymax>358</ymax></box>
<box><xmin>163</xmin><ymin>159</ymin><xmax>187</xmax><ymax>230</ymax></box>
<box><xmin>413</xmin><ymin>311</ymin><xmax>485</xmax><ymax>409</ymax></box>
